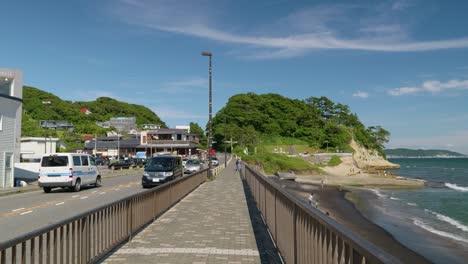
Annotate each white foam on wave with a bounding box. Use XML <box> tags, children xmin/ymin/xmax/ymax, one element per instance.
<box><xmin>369</xmin><ymin>189</ymin><xmax>388</xmax><ymax>199</ymax></box>
<box><xmin>413</xmin><ymin>218</ymin><xmax>468</xmax><ymax>244</ymax></box>
<box><xmin>444</xmin><ymin>183</ymin><xmax>468</xmax><ymax>192</ymax></box>
<box><xmin>390</xmin><ymin>196</ymin><xmax>401</xmax><ymax>201</ymax></box>
<box><xmin>425</xmin><ymin>210</ymin><xmax>468</xmax><ymax>233</ymax></box>
<box><xmin>407</xmin><ymin>202</ymin><xmax>417</xmax><ymax>206</ymax></box>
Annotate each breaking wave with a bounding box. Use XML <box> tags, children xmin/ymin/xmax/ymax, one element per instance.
<box><xmin>413</xmin><ymin>219</ymin><xmax>468</xmax><ymax>244</ymax></box>
<box><xmin>444</xmin><ymin>183</ymin><xmax>468</xmax><ymax>192</ymax></box>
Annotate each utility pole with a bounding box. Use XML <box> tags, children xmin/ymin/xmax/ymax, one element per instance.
<box><xmin>117</xmin><ymin>132</ymin><xmax>120</xmax><ymax>160</ymax></box>
<box><xmin>224</xmin><ymin>116</ymin><xmax>227</xmax><ymax>167</ymax></box>
<box><xmin>94</xmin><ymin>133</ymin><xmax>97</xmax><ymax>156</ymax></box>
<box><xmin>202</xmin><ymin>51</ymin><xmax>213</xmax><ymax>177</ymax></box>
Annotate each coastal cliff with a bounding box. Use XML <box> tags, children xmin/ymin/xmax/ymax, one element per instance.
<box><xmin>350</xmin><ymin>139</ymin><xmax>400</xmax><ymax>171</ymax></box>
<box><xmin>322</xmin><ymin>139</ymin><xmax>399</xmax><ymax>176</ymax></box>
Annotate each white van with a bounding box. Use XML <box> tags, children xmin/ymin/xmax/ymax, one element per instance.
<box><xmin>38</xmin><ymin>153</ymin><xmax>101</xmax><ymax>193</ymax></box>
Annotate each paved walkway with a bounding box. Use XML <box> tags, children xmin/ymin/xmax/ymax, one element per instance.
<box><xmin>103</xmin><ymin>163</ymin><xmax>265</xmax><ymax>264</ymax></box>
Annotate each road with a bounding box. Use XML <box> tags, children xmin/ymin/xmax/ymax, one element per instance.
<box><xmin>0</xmin><ymin>156</ymin><xmax>226</xmax><ymax>243</ymax></box>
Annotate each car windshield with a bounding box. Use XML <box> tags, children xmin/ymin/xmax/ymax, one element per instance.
<box><xmin>146</xmin><ymin>158</ymin><xmax>173</xmax><ymax>170</ymax></box>
<box><xmin>186</xmin><ymin>159</ymin><xmax>200</xmax><ymax>165</ymax></box>
<box><xmin>41</xmin><ymin>156</ymin><xmax>69</xmax><ymax>167</ymax></box>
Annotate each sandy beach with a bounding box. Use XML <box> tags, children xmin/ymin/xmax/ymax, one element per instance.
<box><xmin>270</xmin><ymin>178</ymin><xmax>431</xmax><ymax>263</ymax></box>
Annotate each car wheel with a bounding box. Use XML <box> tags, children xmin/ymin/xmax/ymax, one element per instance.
<box><xmin>73</xmin><ymin>179</ymin><xmax>81</xmax><ymax>192</ymax></box>
<box><xmin>43</xmin><ymin>187</ymin><xmax>52</xmax><ymax>193</ymax></box>
<box><xmin>94</xmin><ymin>176</ymin><xmax>102</xmax><ymax>187</ymax></box>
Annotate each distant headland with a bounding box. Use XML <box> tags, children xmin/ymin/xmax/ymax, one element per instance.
<box><xmin>385</xmin><ymin>148</ymin><xmax>467</xmax><ymax>158</ymax></box>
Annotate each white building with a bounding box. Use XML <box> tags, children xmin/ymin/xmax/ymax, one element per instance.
<box><xmin>0</xmin><ymin>68</ymin><xmax>23</xmax><ymax>188</ymax></box>
<box><xmin>20</xmin><ymin>137</ymin><xmax>60</xmax><ymax>160</ymax></box>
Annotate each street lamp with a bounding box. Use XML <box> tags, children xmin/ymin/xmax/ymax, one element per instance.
<box><xmin>202</xmin><ymin>51</ymin><xmax>213</xmax><ymax>176</ymax></box>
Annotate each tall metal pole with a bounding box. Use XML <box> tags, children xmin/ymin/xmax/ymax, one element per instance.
<box><xmin>224</xmin><ymin>116</ymin><xmax>227</xmax><ymax>167</ymax></box>
<box><xmin>202</xmin><ymin>52</ymin><xmax>213</xmax><ymax>176</ymax></box>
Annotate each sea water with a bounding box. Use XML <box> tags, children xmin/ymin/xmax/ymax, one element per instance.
<box><xmin>350</xmin><ymin>158</ymin><xmax>468</xmax><ymax>264</ymax></box>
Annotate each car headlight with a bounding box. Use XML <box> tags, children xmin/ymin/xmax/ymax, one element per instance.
<box><xmin>143</xmin><ymin>171</ymin><xmax>150</xmax><ymax>177</ymax></box>
<box><xmin>163</xmin><ymin>171</ymin><xmax>173</xmax><ymax>176</ymax></box>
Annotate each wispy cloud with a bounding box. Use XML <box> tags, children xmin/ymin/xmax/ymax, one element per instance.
<box><xmin>158</xmin><ymin>77</ymin><xmax>208</xmax><ymax>94</ymax></box>
<box><xmin>110</xmin><ymin>0</ymin><xmax>468</xmax><ymax>59</ymax></box>
<box><xmin>388</xmin><ymin>79</ymin><xmax>468</xmax><ymax>96</ymax></box>
<box><xmin>352</xmin><ymin>91</ymin><xmax>369</xmax><ymax>98</ymax></box>
<box><xmin>152</xmin><ymin>106</ymin><xmax>205</xmax><ymax>120</ymax></box>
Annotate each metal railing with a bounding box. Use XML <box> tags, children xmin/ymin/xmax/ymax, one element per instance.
<box><xmin>210</xmin><ymin>155</ymin><xmax>233</xmax><ymax>177</ymax></box>
<box><xmin>0</xmin><ymin>169</ymin><xmax>208</xmax><ymax>264</ymax></box>
<box><xmin>244</xmin><ymin>165</ymin><xmax>402</xmax><ymax>264</ymax></box>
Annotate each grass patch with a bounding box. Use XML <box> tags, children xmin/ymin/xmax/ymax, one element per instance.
<box><xmin>241</xmin><ymin>152</ymin><xmax>319</xmax><ymax>175</ymax></box>
<box><xmin>327</xmin><ymin>155</ymin><xmax>342</xmax><ymax>167</ymax></box>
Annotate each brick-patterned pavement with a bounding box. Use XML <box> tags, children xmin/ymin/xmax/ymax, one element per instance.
<box><xmin>102</xmin><ymin>163</ymin><xmax>269</xmax><ymax>264</ymax></box>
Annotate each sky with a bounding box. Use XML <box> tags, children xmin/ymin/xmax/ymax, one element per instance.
<box><xmin>1</xmin><ymin>0</ymin><xmax>468</xmax><ymax>153</ymax></box>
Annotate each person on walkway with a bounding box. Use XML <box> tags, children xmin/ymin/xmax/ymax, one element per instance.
<box><xmin>308</xmin><ymin>193</ymin><xmax>314</xmax><ymax>206</ymax></box>
<box><xmin>315</xmin><ymin>199</ymin><xmax>319</xmax><ymax>209</ymax></box>
<box><xmin>236</xmin><ymin>158</ymin><xmax>241</xmax><ymax>172</ymax></box>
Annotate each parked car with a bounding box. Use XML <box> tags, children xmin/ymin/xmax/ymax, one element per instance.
<box><xmin>133</xmin><ymin>158</ymin><xmax>147</xmax><ymax>168</ymax></box>
<box><xmin>38</xmin><ymin>153</ymin><xmax>101</xmax><ymax>193</ymax></box>
<box><xmin>108</xmin><ymin>159</ymin><xmax>132</xmax><ymax>170</ymax></box>
<box><xmin>142</xmin><ymin>156</ymin><xmax>183</xmax><ymax>188</ymax></box>
<box><xmin>210</xmin><ymin>156</ymin><xmax>219</xmax><ymax>166</ymax></box>
<box><xmin>95</xmin><ymin>156</ymin><xmax>109</xmax><ymax>166</ymax></box>
<box><xmin>184</xmin><ymin>159</ymin><xmax>202</xmax><ymax>174</ymax></box>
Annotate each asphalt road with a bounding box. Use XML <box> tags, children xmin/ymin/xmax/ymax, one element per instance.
<box><xmin>0</xmin><ymin>156</ymin><xmax>226</xmax><ymax>243</ymax></box>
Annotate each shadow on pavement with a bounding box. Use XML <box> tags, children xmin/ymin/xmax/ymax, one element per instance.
<box><xmin>240</xmin><ymin>174</ymin><xmax>283</xmax><ymax>264</ymax></box>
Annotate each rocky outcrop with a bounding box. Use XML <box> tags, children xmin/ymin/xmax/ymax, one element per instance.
<box><xmin>350</xmin><ymin>139</ymin><xmax>400</xmax><ymax>171</ymax></box>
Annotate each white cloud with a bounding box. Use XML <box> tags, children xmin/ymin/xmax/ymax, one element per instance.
<box><xmin>352</xmin><ymin>91</ymin><xmax>369</xmax><ymax>98</ymax></box>
<box><xmin>388</xmin><ymin>79</ymin><xmax>468</xmax><ymax>96</ymax></box>
<box><xmin>110</xmin><ymin>0</ymin><xmax>468</xmax><ymax>59</ymax></box>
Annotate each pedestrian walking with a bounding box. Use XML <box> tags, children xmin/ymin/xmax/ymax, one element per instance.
<box><xmin>308</xmin><ymin>193</ymin><xmax>314</xmax><ymax>206</ymax></box>
<box><xmin>315</xmin><ymin>199</ymin><xmax>319</xmax><ymax>209</ymax></box>
<box><xmin>236</xmin><ymin>158</ymin><xmax>242</xmax><ymax>172</ymax></box>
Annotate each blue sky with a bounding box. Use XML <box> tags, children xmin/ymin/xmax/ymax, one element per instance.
<box><xmin>2</xmin><ymin>0</ymin><xmax>468</xmax><ymax>153</ymax></box>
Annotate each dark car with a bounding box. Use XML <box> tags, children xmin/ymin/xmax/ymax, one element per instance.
<box><xmin>95</xmin><ymin>157</ymin><xmax>109</xmax><ymax>166</ymax></box>
<box><xmin>108</xmin><ymin>159</ymin><xmax>132</xmax><ymax>170</ymax></box>
<box><xmin>142</xmin><ymin>156</ymin><xmax>183</xmax><ymax>188</ymax></box>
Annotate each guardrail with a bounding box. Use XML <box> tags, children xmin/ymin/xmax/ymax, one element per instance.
<box><xmin>0</xmin><ymin>169</ymin><xmax>208</xmax><ymax>264</ymax></box>
<box><xmin>243</xmin><ymin>164</ymin><xmax>402</xmax><ymax>264</ymax></box>
<box><xmin>210</xmin><ymin>154</ymin><xmax>233</xmax><ymax>177</ymax></box>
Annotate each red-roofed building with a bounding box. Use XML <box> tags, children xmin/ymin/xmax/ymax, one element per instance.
<box><xmin>80</xmin><ymin>108</ymin><xmax>92</xmax><ymax>115</ymax></box>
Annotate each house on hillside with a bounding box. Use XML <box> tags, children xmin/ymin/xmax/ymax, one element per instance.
<box><xmin>40</xmin><ymin>120</ymin><xmax>74</xmax><ymax>131</ymax></box>
<box><xmin>80</xmin><ymin>107</ymin><xmax>92</xmax><ymax>115</ymax></box>
<box><xmin>96</xmin><ymin>117</ymin><xmax>136</xmax><ymax>132</ymax></box>
<box><xmin>0</xmin><ymin>68</ymin><xmax>23</xmax><ymax>188</ymax></box>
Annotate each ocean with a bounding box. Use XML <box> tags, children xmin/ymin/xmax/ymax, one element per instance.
<box><xmin>348</xmin><ymin>158</ymin><xmax>468</xmax><ymax>264</ymax></box>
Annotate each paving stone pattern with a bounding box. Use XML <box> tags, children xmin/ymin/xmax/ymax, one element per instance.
<box><xmin>103</xmin><ymin>164</ymin><xmax>263</xmax><ymax>264</ymax></box>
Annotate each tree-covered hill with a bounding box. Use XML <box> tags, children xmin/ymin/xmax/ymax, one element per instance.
<box><xmin>385</xmin><ymin>148</ymin><xmax>464</xmax><ymax>157</ymax></box>
<box><xmin>22</xmin><ymin>86</ymin><xmax>166</xmax><ymax>150</ymax></box>
<box><xmin>211</xmin><ymin>93</ymin><xmax>389</xmax><ymax>157</ymax></box>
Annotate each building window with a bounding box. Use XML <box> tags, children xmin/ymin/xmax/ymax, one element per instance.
<box><xmin>0</xmin><ymin>77</ymin><xmax>13</xmax><ymax>96</ymax></box>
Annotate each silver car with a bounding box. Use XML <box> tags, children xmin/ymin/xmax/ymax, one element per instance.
<box><xmin>184</xmin><ymin>159</ymin><xmax>202</xmax><ymax>174</ymax></box>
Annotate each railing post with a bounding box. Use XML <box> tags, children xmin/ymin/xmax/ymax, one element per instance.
<box><xmin>127</xmin><ymin>199</ymin><xmax>132</xmax><ymax>241</ymax></box>
<box><xmin>80</xmin><ymin>217</ymin><xmax>88</xmax><ymax>264</ymax></box>
<box><xmin>293</xmin><ymin>204</ymin><xmax>297</xmax><ymax>264</ymax></box>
